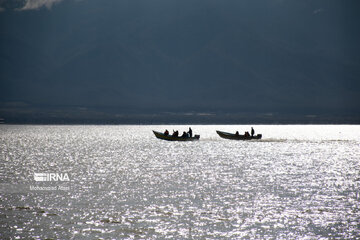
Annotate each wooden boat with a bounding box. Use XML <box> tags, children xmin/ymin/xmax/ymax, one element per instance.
<box><xmin>216</xmin><ymin>130</ymin><xmax>262</xmax><ymax>140</ymax></box>
<box><xmin>153</xmin><ymin>130</ymin><xmax>200</xmax><ymax>141</ymax></box>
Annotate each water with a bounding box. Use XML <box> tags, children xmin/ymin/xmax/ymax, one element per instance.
<box><xmin>0</xmin><ymin>125</ymin><xmax>359</xmax><ymax>239</ymax></box>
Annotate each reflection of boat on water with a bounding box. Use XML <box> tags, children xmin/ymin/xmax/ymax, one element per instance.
<box><xmin>153</xmin><ymin>130</ymin><xmax>200</xmax><ymax>141</ymax></box>
<box><xmin>216</xmin><ymin>130</ymin><xmax>262</xmax><ymax>140</ymax></box>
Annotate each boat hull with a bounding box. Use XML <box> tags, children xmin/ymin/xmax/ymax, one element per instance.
<box><xmin>153</xmin><ymin>131</ymin><xmax>200</xmax><ymax>141</ymax></box>
<box><xmin>216</xmin><ymin>130</ymin><xmax>262</xmax><ymax>140</ymax></box>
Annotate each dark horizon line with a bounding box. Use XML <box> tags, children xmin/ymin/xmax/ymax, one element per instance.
<box><xmin>1</xmin><ymin>123</ymin><xmax>360</xmax><ymax>125</ymax></box>
<box><xmin>1</xmin><ymin>120</ymin><xmax>359</xmax><ymax>125</ymax></box>
<box><xmin>1</xmin><ymin>108</ymin><xmax>359</xmax><ymax>125</ymax></box>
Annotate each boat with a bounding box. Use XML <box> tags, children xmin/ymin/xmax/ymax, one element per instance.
<box><xmin>216</xmin><ymin>130</ymin><xmax>262</xmax><ymax>140</ymax></box>
<box><xmin>153</xmin><ymin>130</ymin><xmax>200</xmax><ymax>141</ymax></box>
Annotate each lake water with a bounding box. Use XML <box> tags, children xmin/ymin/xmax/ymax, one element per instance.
<box><xmin>0</xmin><ymin>125</ymin><xmax>359</xmax><ymax>239</ymax></box>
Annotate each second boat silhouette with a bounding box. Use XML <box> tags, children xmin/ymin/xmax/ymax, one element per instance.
<box><xmin>216</xmin><ymin>130</ymin><xmax>262</xmax><ymax>140</ymax></box>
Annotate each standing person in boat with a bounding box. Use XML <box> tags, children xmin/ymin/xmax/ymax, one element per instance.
<box><xmin>188</xmin><ymin>127</ymin><xmax>192</xmax><ymax>137</ymax></box>
<box><xmin>251</xmin><ymin>127</ymin><xmax>255</xmax><ymax>137</ymax></box>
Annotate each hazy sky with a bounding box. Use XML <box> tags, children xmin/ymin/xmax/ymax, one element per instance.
<box><xmin>0</xmin><ymin>0</ymin><xmax>359</xmax><ymax>122</ymax></box>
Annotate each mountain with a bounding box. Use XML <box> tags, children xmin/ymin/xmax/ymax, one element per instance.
<box><xmin>0</xmin><ymin>0</ymin><xmax>359</xmax><ymax>123</ymax></box>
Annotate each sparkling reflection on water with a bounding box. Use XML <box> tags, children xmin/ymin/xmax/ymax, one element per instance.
<box><xmin>0</xmin><ymin>125</ymin><xmax>359</xmax><ymax>239</ymax></box>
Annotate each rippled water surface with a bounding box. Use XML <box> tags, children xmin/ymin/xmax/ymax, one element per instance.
<box><xmin>0</xmin><ymin>125</ymin><xmax>359</xmax><ymax>239</ymax></box>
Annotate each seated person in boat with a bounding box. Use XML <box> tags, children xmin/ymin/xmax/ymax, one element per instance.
<box><xmin>164</xmin><ymin>129</ymin><xmax>169</xmax><ymax>136</ymax></box>
<box><xmin>244</xmin><ymin>131</ymin><xmax>250</xmax><ymax>137</ymax></box>
<box><xmin>235</xmin><ymin>131</ymin><xmax>239</xmax><ymax>136</ymax></box>
<box><xmin>181</xmin><ymin>131</ymin><xmax>188</xmax><ymax>138</ymax></box>
<box><xmin>172</xmin><ymin>130</ymin><xmax>179</xmax><ymax>137</ymax></box>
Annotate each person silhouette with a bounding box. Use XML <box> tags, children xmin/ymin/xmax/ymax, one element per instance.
<box><xmin>188</xmin><ymin>127</ymin><xmax>192</xmax><ymax>137</ymax></box>
<box><xmin>251</xmin><ymin>127</ymin><xmax>255</xmax><ymax>137</ymax></box>
<box><xmin>173</xmin><ymin>130</ymin><xmax>179</xmax><ymax>137</ymax></box>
